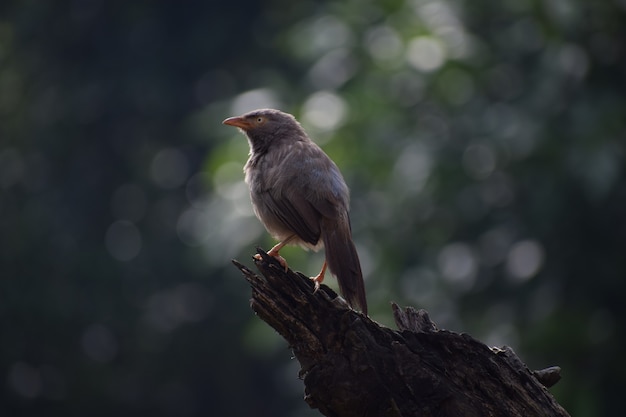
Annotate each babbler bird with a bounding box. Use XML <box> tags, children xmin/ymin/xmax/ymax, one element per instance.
<box><xmin>223</xmin><ymin>108</ymin><xmax>367</xmax><ymax>315</ymax></box>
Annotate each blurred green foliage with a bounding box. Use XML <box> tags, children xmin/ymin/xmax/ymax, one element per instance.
<box><xmin>1</xmin><ymin>0</ymin><xmax>625</xmax><ymax>416</ymax></box>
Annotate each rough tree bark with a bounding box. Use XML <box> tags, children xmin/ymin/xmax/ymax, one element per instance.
<box><xmin>232</xmin><ymin>248</ymin><xmax>570</xmax><ymax>417</ymax></box>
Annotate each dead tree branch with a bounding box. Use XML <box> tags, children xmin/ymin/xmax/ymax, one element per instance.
<box><xmin>232</xmin><ymin>248</ymin><xmax>569</xmax><ymax>417</ymax></box>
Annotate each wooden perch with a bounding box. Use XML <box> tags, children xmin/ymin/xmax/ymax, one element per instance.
<box><xmin>232</xmin><ymin>248</ymin><xmax>570</xmax><ymax>417</ymax></box>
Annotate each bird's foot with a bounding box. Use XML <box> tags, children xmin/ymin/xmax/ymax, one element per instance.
<box><xmin>310</xmin><ymin>273</ymin><xmax>324</xmax><ymax>293</ymax></box>
<box><xmin>255</xmin><ymin>251</ymin><xmax>288</xmax><ymax>271</ymax></box>
<box><xmin>310</xmin><ymin>261</ymin><xmax>327</xmax><ymax>293</ymax></box>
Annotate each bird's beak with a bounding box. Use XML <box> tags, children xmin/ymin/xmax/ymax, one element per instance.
<box><xmin>222</xmin><ymin>116</ymin><xmax>251</xmax><ymax>130</ymax></box>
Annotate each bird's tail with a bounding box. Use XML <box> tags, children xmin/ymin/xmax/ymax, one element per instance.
<box><xmin>322</xmin><ymin>217</ymin><xmax>368</xmax><ymax>315</ymax></box>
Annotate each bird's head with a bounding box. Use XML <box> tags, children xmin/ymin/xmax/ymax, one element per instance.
<box><xmin>223</xmin><ymin>109</ymin><xmax>306</xmax><ymax>153</ymax></box>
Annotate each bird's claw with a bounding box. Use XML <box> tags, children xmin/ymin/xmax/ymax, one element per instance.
<box><xmin>310</xmin><ymin>276</ymin><xmax>322</xmax><ymax>293</ymax></box>
<box><xmin>255</xmin><ymin>252</ymin><xmax>288</xmax><ymax>271</ymax></box>
<box><xmin>310</xmin><ymin>262</ymin><xmax>326</xmax><ymax>293</ymax></box>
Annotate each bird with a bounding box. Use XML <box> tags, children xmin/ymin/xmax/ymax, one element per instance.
<box><xmin>223</xmin><ymin>108</ymin><xmax>368</xmax><ymax>315</ymax></box>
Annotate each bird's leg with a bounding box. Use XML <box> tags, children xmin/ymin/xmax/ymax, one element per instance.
<box><xmin>310</xmin><ymin>261</ymin><xmax>327</xmax><ymax>293</ymax></box>
<box><xmin>266</xmin><ymin>241</ymin><xmax>288</xmax><ymax>271</ymax></box>
<box><xmin>254</xmin><ymin>236</ymin><xmax>295</xmax><ymax>271</ymax></box>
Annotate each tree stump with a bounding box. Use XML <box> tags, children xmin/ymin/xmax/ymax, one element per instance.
<box><xmin>232</xmin><ymin>248</ymin><xmax>570</xmax><ymax>417</ymax></box>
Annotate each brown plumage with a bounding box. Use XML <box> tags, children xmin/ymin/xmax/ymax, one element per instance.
<box><xmin>223</xmin><ymin>108</ymin><xmax>367</xmax><ymax>315</ymax></box>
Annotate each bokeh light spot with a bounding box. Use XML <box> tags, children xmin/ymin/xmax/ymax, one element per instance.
<box><xmin>437</xmin><ymin>242</ymin><xmax>477</xmax><ymax>290</ymax></box>
<box><xmin>302</xmin><ymin>91</ymin><xmax>347</xmax><ymax>133</ymax></box>
<box><xmin>290</xmin><ymin>15</ymin><xmax>353</xmax><ymax>59</ymax></box>
<box><xmin>308</xmin><ymin>48</ymin><xmax>357</xmax><ymax>89</ymax></box>
<box><xmin>416</xmin><ymin>0</ymin><xmax>460</xmax><ymax>30</ymax></box>
<box><xmin>8</xmin><ymin>362</ymin><xmax>42</xmax><ymax>399</ymax></box>
<box><xmin>506</xmin><ymin>239</ymin><xmax>545</xmax><ymax>281</ymax></box>
<box><xmin>407</xmin><ymin>36</ymin><xmax>446</xmax><ymax>72</ymax></box>
<box><xmin>558</xmin><ymin>43</ymin><xmax>589</xmax><ymax>80</ymax></box>
<box><xmin>364</xmin><ymin>25</ymin><xmax>403</xmax><ymax>64</ymax></box>
<box><xmin>213</xmin><ymin>162</ymin><xmax>254</xmax><ymax>216</ymax></box>
<box><xmin>462</xmin><ymin>144</ymin><xmax>496</xmax><ymax>180</ymax></box>
<box><xmin>231</xmin><ymin>88</ymin><xmax>281</xmax><ymax>115</ymax></box>
<box><xmin>81</xmin><ymin>324</ymin><xmax>118</xmax><ymax>363</ymax></box>
<box><xmin>150</xmin><ymin>148</ymin><xmax>189</xmax><ymax>189</ymax></box>
<box><xmin>176</xmin><ymin>207</ymin><xmax>212</xmax><ymax>247</ymax></box>
<box><xmin>392</xmin><ymin>144</ymin><xmax>432</xmax><ymax>194</ymax></box>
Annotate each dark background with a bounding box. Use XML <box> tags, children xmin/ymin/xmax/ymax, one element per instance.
<box><xmin>1</xmin><ymin>1</ymin><xmax>624</xmax><ymax>416</ymax></box>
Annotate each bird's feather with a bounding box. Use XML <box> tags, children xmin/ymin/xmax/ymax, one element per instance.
<box><xmin>263</xmin><ymin>190</ymin><xmax>321</xmax><ymax>246</ymax></box>
<box><xmin>322</xmin><ymin>215</ymin><xmax>367</xmax><ymax>314</ymax></box>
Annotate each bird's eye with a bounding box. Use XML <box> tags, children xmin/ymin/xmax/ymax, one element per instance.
<box><xmin>256</xmin><ymin>117</ymin><xmax>264</xmax><ymax>123</ymax></box>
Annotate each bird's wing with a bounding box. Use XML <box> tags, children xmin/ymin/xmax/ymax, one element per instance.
<box><xmin>263</xmin><ymin>189</ymin><xmax>322</xmax><ymax>245</ymax></box>
<box><xmin>259</xmin><ymin>141</ymin><xmax>344</xmax><ymax>246</ymax></box>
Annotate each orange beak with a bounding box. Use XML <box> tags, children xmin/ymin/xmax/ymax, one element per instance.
<box><xmin>222</xmin><ymin>116</ymin><xmax>252</xmax><ymax>130</ymax></box>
